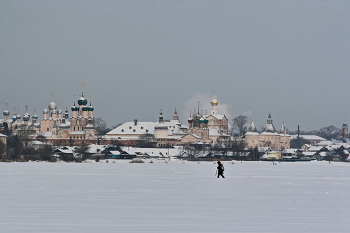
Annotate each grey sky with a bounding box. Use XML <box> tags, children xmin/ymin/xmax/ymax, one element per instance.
<box><xmin>1</xmin><ymin>0</ymin><xmax>350</xmax><ymax>131</ymax></box>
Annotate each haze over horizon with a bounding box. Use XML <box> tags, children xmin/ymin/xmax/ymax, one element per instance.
<box><xmin>1</xmin><ymin>1</ymin><xmax>350</xmax><ymax>131</ymax></box>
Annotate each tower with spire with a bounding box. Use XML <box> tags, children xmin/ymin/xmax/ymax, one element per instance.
<box><xmin>210</xmin><ymin>93</ymin><xmax>219</xmax><ymax>115</ymax></box>
<box><xmin>342</xmin><ymin>121</ymin><xmax>349</xmax><ymax>139</ymax></box>
<box><xmin>204</xmin><ymin>93</ymin><xmax>229</xmax><ymax>135</ymax></box>
<box><xmin>263</xmin><ymin>113</ymin><xmax>276</xmax><ymax>133</ymax></box>
<box><xmin>154</xmin><ymin>107</ymin><xmax>168</xmax><ymax>139</ymax></box>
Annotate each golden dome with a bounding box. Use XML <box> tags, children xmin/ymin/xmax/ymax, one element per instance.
<box><xmin>211</xmin><ymin>98</ymin><xmax>218</xmax><ymax>106</ymax></box>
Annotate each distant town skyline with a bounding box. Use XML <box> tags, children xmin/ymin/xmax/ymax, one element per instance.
<box><xmin>1</xmin><ymin>1</ymin><xmax>350</xmax><ymax>131</ymax></box>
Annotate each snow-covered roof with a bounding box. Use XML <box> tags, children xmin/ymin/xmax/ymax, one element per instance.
<box><xmin>29</xmin><ymin>140</ymin><xmax>52</xmax><ymax>146</ymax></box>
<box><xmin>317</xmin><ymin>140</ymin><xmax>333</xmax><ymax>146</ymax></box>
<box><xmin>0</xmin><ymin>133</ymin><xmax>7</xmax><ymax>137</ymax></box>
<box><xmin>319</xmin><ymin>151</ymin><xmax>328</xmax><ymax>157</ymax></box>
<box><xmin>53</xmin><ymin>146</ymin><xmax>75</xmax><ymax>154</ymax></box>
<box><xmin>290</xmin><ymin>135</ymin><xmax>327</xmax><ymax>141</ymax></box>
<box><xmin>245</xmin><ymin>132</ymin><xmax>260</xmax><ymax>135</ymax></box>
<box><xmin>260</xmin><ymin>132</ymin><xmax>279</xmax><ymax>135</ymax></box>
<box><xmin>282</xmin><ymin>149</ymin><xmax>297</xmax><ymax>153</ymax></box>
<box><xmin>302</xmin><ymin>151</ymin><xmax>316</xmax><ymax>156</ymax></box>
<box><xmin>261</xmin><ymin>153</ymin><xmax>278</xmax><ymax>159</ymax></box>
<box><xmin>203</xmin><ymin>114</ymin><xmax>226</xmax><ymax>120</ymax></box>
<box><xmin>109</xmin><ymin>151</ymin><xmax>121</xmax><ymax>155</ymax></box>
<box><xmin>183</xmin><ymin>133</ymin><xmax>203</xmax><ymax>139</ymax></box>
<box><xmin>85</xmin><ymin>144</ymin><xmax>106</xmax><ymax>154</ymax></box>
<box><xmin>107</xmin><ymin>121</ymin><xmax>156</xmax><ymax>135</ymax></box>
<box><xmin>307</xmin><ymin>146</ymin><xmax>324</xmax><ymax>152</ymax></box>
<box><xmin>123</xmin><ymin>146</ymin><xmax>182</xmax><ymax>157</ymax></box>
<box><xmin>107</xmin><ymin>121</ymin><xmax>188</xmax><ymax>136</ymax></box>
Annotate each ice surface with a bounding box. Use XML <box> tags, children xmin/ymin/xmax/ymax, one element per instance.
<box><xmin>1</xmin><ymin>160</ymin><xmax>350</xmax><ymax>233</ymax></box>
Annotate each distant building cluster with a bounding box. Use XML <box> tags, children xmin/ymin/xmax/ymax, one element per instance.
<box><xmin>245</xmin><ymin>114</ymin><xmax>290</xmax><ymax>150</ymax></box>
<box><xmin>3</xmin><ymin>85</ymin><xmax>350</xmax><ymax>162</ymax></box>
<box><xmin>0</xmin><ymin>86</ymin><xmax>293</xmax><ymax>151</ymax></box>
<box><xmin>0</xmin><ymin>85</ymin><xmax>96</xmax><ymax>142</ymax></box>
<box><xmin>106</xmin><ymin>94</ymin><xmax>230</xmax><ymax>147</ymax></box>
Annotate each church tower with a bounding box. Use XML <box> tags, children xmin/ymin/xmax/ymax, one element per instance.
<box><xmin>263</xmin><ymin>113</ymin><xmax>276</xmax><ymax>133</ymax></box>
<box><xmin>342</xmin><ymin>121</ymin><xmax>349</xmax><ymax>138</ymax></box>
<box><xmin>172</xmin><ymin>108</ymin><xmax>179</xmax><ymax>123</ymax></box>
<box><xmin>154</xmin><ymin>107</ymin><xmax>168</xmax><ymax>139</ymax></box>
<box><xmin>69</xmin><ymin>84</ymin><xmax>95</xmax><ymax>139</ymax></box>
<box><xmin>210</xmin><ymin>94</ymin><xmax>219</xmax><ymax>115</ymax></box>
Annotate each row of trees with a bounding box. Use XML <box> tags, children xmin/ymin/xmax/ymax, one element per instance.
<box><xmin>1</xmin><ymin>134</ymin><xmax>54</xmax><ymax>162</ymax></box>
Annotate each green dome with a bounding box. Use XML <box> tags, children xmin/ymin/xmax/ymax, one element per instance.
<box><xmin>78</xmin><ymin>96</ymin><xmax>88</xmax><ymax>106</ymax></box>
<box><xmin>71</xmin><ymin>106</ymin><xmax>79</xmax><ymax>111</ymax></box>
<box><xmin>82</xmin><ymin>106</ymin><xmax>89</xmax><ymax>111</ymax></box>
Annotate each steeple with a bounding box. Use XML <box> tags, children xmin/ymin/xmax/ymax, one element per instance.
<box><xmin>342</xmin><ymin>120</ymin><xmax>349</xmax><ymax>138</ymax></box>
<box><xmin>158</xmin><ymin>107</ymin><xmax>164</xmax><ymax>124</ymax></box>
<box><xmin>78</xmin><ymin>83</ymin><xmax>88</xmax><ymax>106</ymax></box>
<box><xmin>172</xmin><ymin>108</ymin><xmax>179</xmax><ymax>122</ymax></box>
<box><xmin>154</xmin><ymin>107</ymin><xmax>168</xmax><ymax>139</ymax></box>
<box><xmin>210</xmin><ymin>93</ymin><xmax>218</xmax><ymax>115</ymax></box>
<box><xmin>263</xmin><ymin>113</ymin><xmax>276</xmax><ymax>133</ymax></box>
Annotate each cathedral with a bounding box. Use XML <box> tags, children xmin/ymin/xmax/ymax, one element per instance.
<box><xmin>0</xmin><ymin>86</ymin><xmax>96</xmax><ymax>141</ymax></box>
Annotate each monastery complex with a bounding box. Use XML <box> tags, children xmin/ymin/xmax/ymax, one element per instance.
<box><xmin>0</xmin><ymin>86</ymin><xmax>292</xmax><ymax>150</ymax></box>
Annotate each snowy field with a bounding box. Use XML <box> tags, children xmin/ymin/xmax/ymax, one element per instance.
<box><xmin>1</xmin><ymin>160</ymin><xmax>350</xmax><ymax>233</ymax></box>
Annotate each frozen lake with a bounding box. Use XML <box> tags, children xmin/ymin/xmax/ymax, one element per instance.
<box><xmin>1</xmin><ymin>160</ymin><xmax>350</xmax><ymax>233</ymax></box>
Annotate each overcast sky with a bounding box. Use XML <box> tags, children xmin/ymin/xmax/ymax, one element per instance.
<box><xmin>1</xmin><ymin>0</ymin><xmax>350</xmax><ymax>131</ymax></box>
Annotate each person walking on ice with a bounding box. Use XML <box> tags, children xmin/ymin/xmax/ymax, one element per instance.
<box><xmin>217</xmin><ymin>161</ymin><xmax>225</xmax><ymax>178</ymax></box>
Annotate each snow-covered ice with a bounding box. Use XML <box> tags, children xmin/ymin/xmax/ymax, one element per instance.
<box><xmin>1</xmin><ymin>160</ymin><xmax>350</xmax><ymax>233</ymax></box>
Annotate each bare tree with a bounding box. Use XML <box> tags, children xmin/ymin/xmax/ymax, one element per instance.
<box><xmin>75</xmin><ymin>140</ymin><xmax>89</xmax><ymax>160</ymax></box>
<box><xmin>213</xmin><ymin>135</ymin><xmax>233</xmax><ymax>156</ymax></box>
<box><xmin>0</xmin><ymin>140</ymin><xmax>6</xmax><ymax>159</ymax></box>
<box><xmin>6</xmin><ymin>135</ymin><xmax>22</xmax><ymax>160</ymax></box>
<box><xmin>231</xmin><ymin>137</ymin><xmax>247</xmax><ymax>152</ymax></box>
<box><xmin>232</xmin><ymin>115</ymin><xmax>250</xmax><ymax>136</ymax></box>
<box><xmin>290</xmin><ymin>137</ymin><xmax>309</xmax><ymax>149</ymax></box>
<box><xmin>180</xmin><ymin>142</ymin><xmax>208</xmax><ymax>159</ymax></box>
<box><xmin>94</xmin><ymin>117</ymin><xmax>108</xmax><ymax>135</ymax></box>
<box><xmin>317</xmin><ymin>125</ymin><xmax>341</xmax><ymax>141</ymax></box>
<box><xmin>137</xmin><ymin>133</ymin><xmax>156</xmax><ymax>147</ymax></box>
